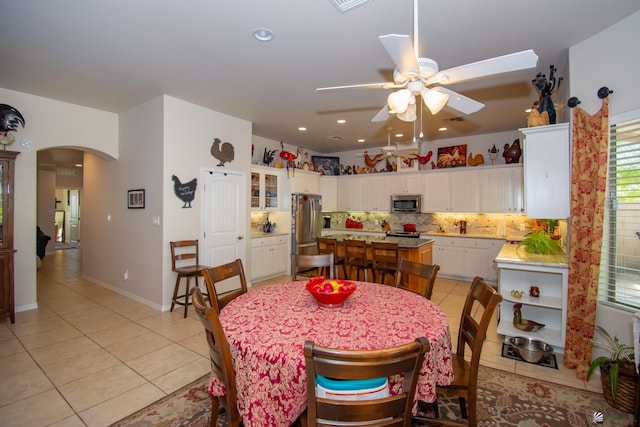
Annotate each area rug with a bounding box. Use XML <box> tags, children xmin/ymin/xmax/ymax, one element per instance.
<box><xmin>111</xmin><ymin>366</ymin><xmax>635</xmax><ymax>427</ymax></box>
<box><xmin>501</xmin><ymin>342</ymin><xmax>558</xmax><ymax>369</ymax></box>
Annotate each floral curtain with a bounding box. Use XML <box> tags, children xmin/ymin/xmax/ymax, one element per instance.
<box><xmin>564</xmin><ymin>98</ymin><xmax>609</xmax><ymax>379</ymax></box>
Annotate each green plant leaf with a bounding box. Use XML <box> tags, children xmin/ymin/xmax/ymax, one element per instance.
<box><xmin>609</xmin><ymin>362</ymin><xmax>619</xmax><ymax>399</ymax></box>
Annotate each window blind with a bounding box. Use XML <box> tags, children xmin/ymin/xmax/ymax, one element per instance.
<box><xmin>599</xmin><ymin>115</ymin><xmax>640</xmax><ymax>310</ymax></box>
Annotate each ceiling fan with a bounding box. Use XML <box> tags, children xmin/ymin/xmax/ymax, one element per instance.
<box><xmin>317</xmin><ymin>0</ymin><xmax>539</xmax><ymax>122</ymax></box>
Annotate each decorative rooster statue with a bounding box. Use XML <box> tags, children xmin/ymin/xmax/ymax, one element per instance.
<box><xmin>279</xmin><ymin>141</ymin><xmax>297</xmax><ymax>177</ymax></box>
<box><xmin>503</xmin><ymin>139</ymin><xmax>522</xmax><ymax>164</ymax></box>
<box><xmin>211</xmin><ymin>138</ymin><xmax>235</xmax><ymax>166</ymax></box>
<box><xmin>412</xmin><ymin>151</ymin><xmax>433</xmax><ymax>165</ymax></box>
<box><xmin>513</xmin><ymin>303</ymin><xmax>545</xmax><ymax>332</ymax></box>
<box><xmin>363</xmin><ymin>151</ymin><xmax>384</xmax><ymax>169</ymax></box>
<box><xmin>0</xmin><ymin>104</ymin><xmax>26</xmax><ymax>148</ymax></box>
<box><xmin>263</xmin><ymin>147</ymin><xmax>277</xmax><ymax>166</ymax></box>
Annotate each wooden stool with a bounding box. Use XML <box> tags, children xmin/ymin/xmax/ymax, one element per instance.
<box><xmin>344</xmin><ymin>239</ymin><xmax>372</xmax><ymax>281</ymax></box>
<box><xmin>317</xmin><ymin>237</ymin><xmax>346</xmax><ymax>279</ymax></box>
<box><xmin>371</xmin><ymin>241</ymin><xmax>399</xmax><ymax>285</ymax></box>
<box><xmin>170</xmin><ymin>240</ymin><xmax>210</xmax><ymax>318</ymax></box>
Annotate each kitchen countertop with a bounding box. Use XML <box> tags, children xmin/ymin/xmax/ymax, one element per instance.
<box><xmin>251</xmin><ymin>231</ymin><xmax>290</xmax><ymax>238</ymax></box>
<box><xmin>323</xmin><ymin>233</ymin><xmax>434</xmax><ymax>249</ymax></box>
<box><xmin>495</xmin><ymin>242</ymin><xmax>568</xmax><ymax>267</ymax></box>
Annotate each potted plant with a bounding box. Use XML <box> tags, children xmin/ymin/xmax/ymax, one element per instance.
<box><xmin>587</xmin><ymin>325</ymin><xmax>638</xmax><ymax>413</ymax></box>
<box><xmin>518</xmin><ymin>230</ymin><xmax>563</xmax><ymax>255</ymax></box>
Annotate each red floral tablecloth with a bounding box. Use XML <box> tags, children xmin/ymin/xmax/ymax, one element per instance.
<box><xmin>213</xmin><ymin>281</ymin><xmax>453</xmax><ymax>426</ymax></box>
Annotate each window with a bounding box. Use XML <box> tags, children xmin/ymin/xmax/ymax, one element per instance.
<box><xmin>599</xmin><ymin>111</ymin><xmax>640</xmax><ymax>310</ymax></box>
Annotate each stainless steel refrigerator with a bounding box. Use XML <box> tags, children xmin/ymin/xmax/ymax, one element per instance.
<box><xmin>291</xmin><ymin>193</ymin><xmax>322</xmax><ymax>255</ymax></box>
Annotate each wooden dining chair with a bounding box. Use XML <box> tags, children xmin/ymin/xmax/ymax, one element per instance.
<box><xmin>419</xmin><ymin>276</ymin><xmax>501</xmax><ymax>427</ymax></box>
<box><xmin>170</xmin><ymin>240</ymin><xmax>211</xmax><ymax>318</ymax></box>
<box><xmin>304</xmin><ymin>337</ymin><xmax>430</xmax><ymax>427</ymax></box>
<box><xmin>202</xmin><ymin>259</ymin><xmax>248</xmax><ymax>314</ymax></box>
<box><xmin>395</xmin><ymin>258</ymin><xmax>440</xmax><ymax>300</ymax></box>
<box><xmin>191</xmin><ymin>287</ymin><xmax>241</xmax><ymax>427</ymax></box>
<box><xmin>291</xmin><ymin>253</ymin><xmax>334</xmax><ymax>281</ymax></box>
<box><xmin>371</xmin><ymin>241</ymin><xmax>399</xmax><ymax>285</ymax></box>
<box><xmin>343</xmin><ymin>239</ymin><xmax>373</xmax><ymax>281</ymax></box>
<box><xmin>316</xmin><ymin>237</ymin><xmax>346</xmax><ymax>279</ymax></box>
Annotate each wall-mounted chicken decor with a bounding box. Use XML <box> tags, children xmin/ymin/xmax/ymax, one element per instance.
<box><xmin>0</xmin><ymin>103</ymin><xmax>26</xmax><ymax>147</ymax></box>
<box><xmin>211</xmin><ymin>138</ymin><xmax>235</xmax><ymax>167</ymax></box>
<box><xmin>171</xmin><ymin>175</ymin><xmax>197</xmax><ymax>208</ymax></box>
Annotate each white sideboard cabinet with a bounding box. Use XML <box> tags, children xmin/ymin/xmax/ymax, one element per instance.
<box><xmin>495</xmin><ymin>243</ymin><xmax>568</xmax><ymax>350</ymax></box>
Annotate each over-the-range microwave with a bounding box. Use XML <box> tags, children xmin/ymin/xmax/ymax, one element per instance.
<box><xmin>390</xmin><ymin>194</ymin><xmax>422</xmax><ymax>212</ymax></box>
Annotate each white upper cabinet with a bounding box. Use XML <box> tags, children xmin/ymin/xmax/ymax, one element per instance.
<box><xmin>479</xmin><ymin>165</ymin><xmax>524</xmax><ymax>213</ymax></box>
<box><xmin>337</xmin><ymin>175</ymin><xmax>364</xmax><ymax>211</ymax></box>
<box><xmin>362</xmin><ymin>174</ymin><xmax>393</xmax><ymax>211</ymax></box>
<box><xmin>423</xmin><ymin>169</ymin><xmax>479</xmax><ymax>213</ymax></box>
<box><xmin>251</xmin><ymin>166</ymin><xmax>282</xmax><ymax>211</ymax></box>
<box><xmin>290</xmin><ymin>169</ymin><xmax>321</xmax><ymax>194</ymax></box>
<box><xmin>422</xmin><ymin>172</ymin><xmax>451</xmax><ymax>212</ymax></box>
<box><xmin>520</xmin><ymin>123</ymin><xmax>570</xmax><ymax>219</ymax></box>
<box><xmin>320</xmin><ymin>176</ymin><xmax>338</xmax><ymax>212</ymax></box>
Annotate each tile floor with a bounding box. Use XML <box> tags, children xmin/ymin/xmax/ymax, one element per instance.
<box><xmin>0</xmin><ymin>249</ymin><xmax>604</xmax><ymax>426</ymax></box>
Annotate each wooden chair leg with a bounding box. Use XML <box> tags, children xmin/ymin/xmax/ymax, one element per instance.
<box><xmin>171</xmin><ymin>274</ymin><xmax>182</xmax><ymax>312</ymax></box>
<box><xmin>458</xmin><ymin>396</ymin><xmax>468</xmax><ymax>420</ymax></box>
<box><xmin>209</xmin><ymin>396</ymin><xmax>220</xmax><ymax>427</ymax></box>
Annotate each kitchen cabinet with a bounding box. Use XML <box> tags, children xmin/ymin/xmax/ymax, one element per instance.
<box><xmin>429</xmin><ymin>235</ymin><xmax>504</xmax><ymax>282</ymax></box>
<box><xmin>362</xmin><ymin>174</ymin><xmax>393</xmax><ymax>212</ymax></box>
<box><xmin>390</xmin><ymin>172</ymin><xmax>424</xmax><ymax>195</ymax></box>
<box><xmin>495</xmin><ymin>243</ymin><xmax>568</xmax><ymax>350</ymax></box>
<box><xmin>479</xmin><ymin>165</ymin><xmax>524</xmax><ymax>213</ymax></box>
<box><xmin>0</xmin><ymin>151</ymin><xmax>18</xmax><ymax>324</ymax></box>
<box><xmin>290</xmin><ymin>169</ymin><xmax>321</xmax><ymax>194</ymax></box>
<box><xmin>251</xmin><ymin>166</ymin><xmax>282</xmax><ymax>211</ymax></box>
<box><xmin>251</xmin><ymin>234</ymin><xmax>289</xmax><ymax>281</ymax></box>
<box><xmin>337</xmin><ymin>175</ymin><xmax>364</xmax><ymax>211</ymax></box>
<box><xmin>520</xmin><ymin>123</ymin><xmax>570</xmax><ymax>219</ymax></box>
<box><xmin>320</xmin><ymin>176</ymin><xmax>338</xmax><ymax>211</ymax></box>
<box><xmin>422</xmin><ymin>170</ymin><xmax>479</xmax><ymax>213</ymax></box>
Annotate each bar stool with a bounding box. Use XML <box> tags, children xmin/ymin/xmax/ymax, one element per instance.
<box><xmin>317</xmin><ymin>237</ymin><xmax>346</xmax><ymax>279</ymax></box>
<box><xmin>170</xmin><ymin>240</ymin><xmax>210</xmax><ymax>318</ymax></box>
<box><xmin>344</xmin><ymin>239</ymin><xmax>373</xmax><ymax>281</ymax></box>
<box><xmin>371</xmin><ymin>241</ymin><xmax>399</xmax><ymax>285</ymax></box>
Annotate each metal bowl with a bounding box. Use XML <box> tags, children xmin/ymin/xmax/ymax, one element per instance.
<box><xmin>509</xmin><ymin>337</ymin><xmax>553</xmax><ymax>363</ymax></box>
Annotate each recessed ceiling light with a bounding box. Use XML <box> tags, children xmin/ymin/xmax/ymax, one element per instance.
<box><xmin>438</xmin><ymin>127</ymin><xmax>448</xmax><ymax>132</ymax></box>
<box><xmin>357</xmin><ymin>138</ymin><xmax>365</xmax><ymax>143</ymax></box>
<box><xmin>75</xmin><ymin>164</ymin><xmax>83</xmax><ymax>168</ymax></box>
<box><xmin>525</xmin><ymin>108</ymin><xmax>532</xmax><ymax>113</ymax></box>
<box><xmin>337</xmin><ymin>119</ymin><xmax>346</xmax><ymax>124</ymax></box>
<box><xmin>253</xmin><ymin>28</ymin><xmax>273</xmax><ymax>42</ymax></box>
<box><xmin>298</xmin><ymin>127</ymin><xmax>307</xmax><ymax>131</ymax></box>
<box><xmin>395</xmin><ymin>133</ymin><xmax>403</xmax><ymax>138</ymax></box>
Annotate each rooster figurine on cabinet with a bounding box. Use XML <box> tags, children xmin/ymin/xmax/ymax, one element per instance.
<box><xmin>503</xmin><ymin>139</ymin><xmax>522</xmax><ymax>164</ymax></box>
<box><xmin>513</xmin><ymin>303</ymin><xmax>545</xmax><ymax>332</ymax></box>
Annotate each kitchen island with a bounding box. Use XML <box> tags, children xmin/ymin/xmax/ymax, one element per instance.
<box><xmin>321</xmin><ymin>234</ymin><xmax>434</xmax><ymax>293</ymax></box>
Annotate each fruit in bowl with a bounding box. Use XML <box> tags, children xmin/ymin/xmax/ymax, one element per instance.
<box><xmin>306</xmin><ymin>277</ymin><xmax>356</xmax><ymax>308</ymax></box>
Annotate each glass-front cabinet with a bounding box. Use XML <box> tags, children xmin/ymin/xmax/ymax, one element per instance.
<box><xmin>0</xmin><ymin>151</ymin><xmax>18</xmax><ymax>324</ymax></box>
<box><xmin>251</xmin><ymin>166</ymin><xmax>280</xmax><ymax>210</ymax></box>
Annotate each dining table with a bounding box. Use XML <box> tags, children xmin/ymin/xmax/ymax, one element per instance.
<box><xmin>213</xmin><ymin>280</ymin><xmax>454</xmax><ymax>427</ymax></box>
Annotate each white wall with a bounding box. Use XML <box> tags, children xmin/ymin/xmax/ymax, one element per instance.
<box><xmin>569</xmin><ymin>11</ymin><xmax>640</xmax><ymax>351</ymax></box>
<box><xmin>163</xmin><ymin>96</ymin><xmax>252</xmax><ymax>309</ymax></box>
<box><xmin>0</xmin><ymin>88</ymin><xmax>118</xmax><ymax>313</ymax></box>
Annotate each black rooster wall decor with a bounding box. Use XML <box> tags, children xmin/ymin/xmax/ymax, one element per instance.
<box><xmin>0</xmin><ymin>104</ymin><xmax>26</xmax><ymax>148</ymax></box>
<box><xmin>211</xmin><ymin>138</ymin><xmax>235</xmax><ymax>167</ymax></box>
<box><xmin>171</xmin><ymin>175</ymin><xmax>197</xmax><ymax>208</ymax></box>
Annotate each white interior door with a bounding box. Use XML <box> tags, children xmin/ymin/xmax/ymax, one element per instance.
<box><xmin>202</xmin><ymin>169</ymin><xmax>246</xmax><ymax>291</ymax></box>
<box><xmin>68</xmin><ymin>189</ymin><xmax>80</xmax><ymax>242</ymax></box>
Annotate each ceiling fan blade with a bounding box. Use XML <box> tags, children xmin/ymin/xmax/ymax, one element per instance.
<box><xmin>379</xmin><ymin>34</ymin><xmax>420</xmax><ymax>78</ymax></box>
<box><xmin>371</xmin><ymin>106</ymin><xmax>390</xmax><ymax>122</ymax></box>
<box><xmin>424</xmin><ymin>49</ymin><xmax>539</xmax><ymax>86</ymax></box>
<box><xmin>432</xmin><ymin>87</ymin><xmax>485</xmax><ymax>114</ymax></box>
<box><xmin>316</xmin><ymin>82</ymin><xmax>396</xmax><ymax>91</ymax></box>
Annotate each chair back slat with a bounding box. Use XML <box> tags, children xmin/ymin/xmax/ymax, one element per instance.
<box><xmin>304</xmin><ymin>337</ymin><xmax>430</xmax><ymax>427</ymax></box>
<box><xmin>291</xmin><ymin>253</ymin><xmax>334</xmax><ymax>280</ymax></box>
<box><xmin>395</xmin><ymin>258</ymin><xmax>440</xmax><ymax>300</ymax></box>
<box><xmin>202</xmin><ymin>259</ymin><xmax>248</xmax><ymax>313</ymax></box>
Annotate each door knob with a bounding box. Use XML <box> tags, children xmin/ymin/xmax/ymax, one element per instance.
<box><xmin>237</xmin><ymin>235</ymin><xmax>244</xmax><ymax>240</ymax></box>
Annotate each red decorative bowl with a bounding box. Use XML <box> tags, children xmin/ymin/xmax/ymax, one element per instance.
<box><xmin>305</xmin><ymin>277</ymin><xmax>357</xmax><ymax>308</ymax></box>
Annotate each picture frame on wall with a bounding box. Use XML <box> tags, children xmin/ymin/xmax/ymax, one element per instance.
<box><xmin>397</xmin><ymin>155</ymin><xmax>419</xmax><ymax>172</ymax></box>
<box><xmin>127</xmin><ymin>189</ymin><xmax>145</xmax><ymax>209</ymax></box>
<box><xmin>311</xmin><ymin>156</ymin><xmax>340</xmax><ymax>175</ymax></box>
<box><xmin>436</xmin><ymin>144</ymin><xmax>467</xmax><ymax>168</ymax></box>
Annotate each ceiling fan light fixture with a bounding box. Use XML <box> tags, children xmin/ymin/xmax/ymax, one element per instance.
<box><xmin>387</xmin><ymin>89</ymin><xmax>411</xmax><ymax>114</ymax></box>
<box><xmin>422</xmin><ymin>89</ymin><xmax>449</xmax><ymax>115</ymax></box>
<box><xmin>397</xmin><ymin>103</ymin><xmax>417</xmax><ymax>122</ymax></box>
